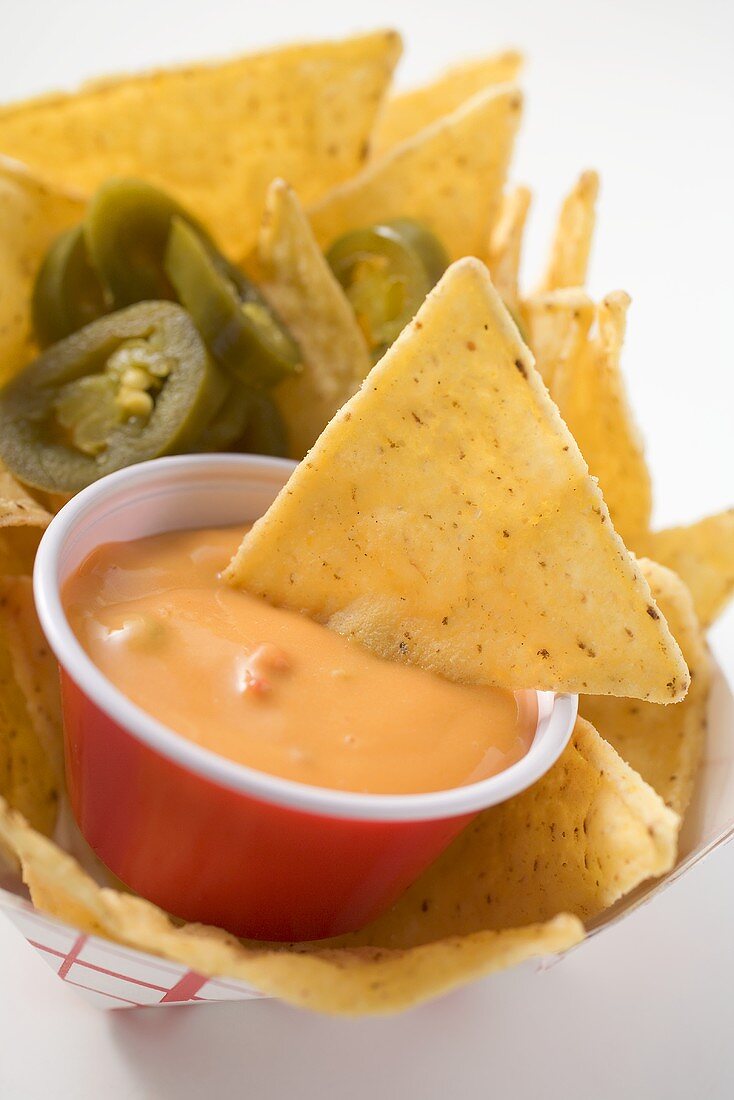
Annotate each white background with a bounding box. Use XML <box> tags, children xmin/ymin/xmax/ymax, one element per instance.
<box><xmin>0</xmin><ymin>0</ymin><xmax>732</xmax><ymax>1096</ymax></box>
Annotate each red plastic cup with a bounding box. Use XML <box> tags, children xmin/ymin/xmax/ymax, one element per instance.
<box><xmin>34</xmin><ymin>454</ymin><xmax>577</xmax><ymax>942</ymax></box>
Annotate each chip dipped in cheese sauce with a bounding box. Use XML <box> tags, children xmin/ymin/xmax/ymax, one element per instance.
<box><xmin>62</xmin><ymin>526</ymin><xmax>537</xmax><ymax>795</ymax></box>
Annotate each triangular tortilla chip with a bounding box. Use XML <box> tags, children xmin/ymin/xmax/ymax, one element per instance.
<box><xmin>581</xmin><ymin>559</ymin><xmax>710</xmax><ymax>815</ymax></box>
<box><xmin>0</xmin><ymin>465</ymin><xmax>51</xmax><ymax>534</ymax></box>
<box><xmin>487</xmin><ymin>185</ymin><xmax>531</xmax><ymax>315</ymax></box>
<box><xmin>338</xmin><ymin>717</ymin><xmax>678</xmax><ymax>947</ymax></box>
<box><xmin>538</xmin><ymin>170</ymin><xmax>599</xmax><ymax>291</ymax></box>
<box><xmin>0</xmin><ymin>32</ymin><xmax>401</xmax><ymax>257</ymax></box>
<box><xmin>0</xmin><ymin>576</ymin><xmax>64</xmax><ymax>782</ymax></box>
<box><xmin>0</xmin><ymin>578</ymin><xmax>60</xmax><ymax>836</ymax></box>
<box><xmin>257</xmin><ymin>180</ymin><xmax>371</xmax><ymax>459</ymax></box>
<box><xmin>227</xmin><ymin>259</ymin><xmax>687</xmax><ymax>702</ymax></box>
<box><xmin>0</xmin><ymin>797</ymin><xmax>584</xmax><ymax>1015</ymax></box>
<box><xmin>309</xmin><ymin>86</ymin><xmax>522</xmax><ymax>261</ymax></box>
<box><xmin>372</xmin><ymin>50</ymin><xmax>523</xmax><ymax>155</ymax></box>
<box><xmin>641</xmin><ymin>511</ymin><xmax>734</xmax><ymax>627</ymax></box>
<box><xmin>522</xmin><ymin>287</ymin><xmax>594</xmax><ymax>394</ymax></box>
<box><xmin>552</xmin><ymin>291</ymin><xmax>653</xmax><ymax>546</ymax></box>
<box><xmin>0</xmin><ymin>157</ymin><xmax>84</xmax><ymax>382</ymax></box>
<box><xmin>0</xmin><ymin>714</ymin><xmax>676</xmax><ymax>1014</ymax></box>
<box><xmin>0</xmin><ymin>464</ymin><xmax>52</xmax><ymax>575</ymax></box>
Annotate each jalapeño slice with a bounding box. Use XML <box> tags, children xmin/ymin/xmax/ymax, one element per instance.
<box><xmin>236</xmin><ymin>391</ymin><xmax>289</xmax><ymax>458</ymax></box>
<box><xmin>0</xmin><ymin>302</ymin><xmax>226</xmax><ymax>493</ymax></box>
<box><xmin>191</xmin><ymin>381</ymin><xmax>252</xmax><ymax>453</ymax></box>
<box><xmin>326</xmin><ymin>219</ymin><xmax>448</xmax><ymax>359</ymax></box>
<box><xmin>32</xmin><ymin>225</ymin><xmax>108</xmax><ymax>348</ymax></box>
<box><xmin>84</xmin><ymin>178</ymin><xmax>215</xmax><ymax>308</ymax></box>
<box><xmin>164</xmin><ymin>217</ymin><xmax>299</xmax><ymax>389</ymax></box>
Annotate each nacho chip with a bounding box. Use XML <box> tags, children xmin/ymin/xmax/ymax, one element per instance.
<box><xmin>642</xmin><ymin>510</ymin><xmax>734</xmax><ymax>628</ymax></box>
<box><xmin>487</xmin><ymin>185</ymin><xmax>531</xmax><ymax>315</ymax></box>
<box><xmin>0</xmin><ymin>714</ymin><xmax>675</xmax><ymax>1014</ymax></box>
<box><xmin>372</xmin><ymin>50</ymin><xmax>523</xmax><ymax>155</ymax></box>
<box><xmin>0</xmin><ymin>157</ymin><xmax>84</xmax><ymax>382</ymax></box>
<box><xmin>0</xmin><ymin>32</ymin><xmax>401</xmax><ymax>257</ymax></box>
<box><xmin>0</xmin><ymin>464</ymin><xmax>52</xmax><ymax>576</ymax></box>
<box><xmin>228</xmin><ymin>259</ymin><xmax>687</xmax><ymax>703</ymax></box>
<box><xmin>339</xmin><ymin>717</ymin><xmax>678</xmax><ymax>947</ymax></box>
<box><xmin>522</xmin><ymin>287</ymin><xmax>594</xmax><ymax>394</ymax></box>
<box><xmin>581</xmin><ymin>560</ymin><xmax>710</xmax><ymax>815</ymax></box>
<box><xmin>0</xmin><ymin>465</ymin><xmax>52</xmax><ymax>534</ymax></box>
<box><xmin>539</xmin><ymin>170</ymin><xmax>599</xmax><ymax>292</ymax></box>
<box><xmin>309</xmin><ymin>86</ymin><xmax>522</xmax><ymax>261</ymax></box>
<box><xmin>0</xmin><ymin>796</ymin><xmax>584</xmax><ymax>1014</ymax></box>
<box><xmin>0</xmin><ymin>576</ymin><xmax>63</xmax><ymax>780</ymax></box>
<box><xmin>552</xmin><ymin>291</ymin><xmax>653</xmax><ymax>546</ymax></box>
<box><xmin>258</xmin><ymin>180</ymin><xmax>371</xmax><ymax>458</ymax></box>
<box><xmin>0</xmin><ymin>577</ymin><xmax>60</xmax><ymax>835</ymax></box>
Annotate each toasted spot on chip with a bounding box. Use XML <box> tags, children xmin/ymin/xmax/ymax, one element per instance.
<box><xmin>0</xmin><ymin>32</ymin><xmax>402</xmax><ymax>257</ymax></box>
<box><xmin>538</xmin><ymin>170</ymin><xmax>599</xmax><ymax>292</ymax></box>
<box><xmin>582</xmin><ymin>560</ymin><xmax>710</xmax><ymax>816</ymax></box>
<box><xmin>551</xmin><ymin>291</ymin><xmax>653</xmax><ymax>547</ymax></box>
<box><xmin>641</xmin><ymin>510</ymin><xmax>734</xmax><ymax>627</ymax></box>
<box><xmin>0</xmin><ymin>157</ymin><xmax>84</xmax><ymax>382</ymax></box>
<box><xmin>487</xmin><ymin>185</ymin><xmax>531</xmax><ymax>315</ymax></box>
<box><xmin>257</xmin><ymin>180</ymin><xmax>371</xmax><ymax>458</ymax></box>
<box><xmin>372</xmin><ymin>50</ymin><xmax>524</xmax><ymax>155</ymax></box>
<box><xmin>309</xmin><ymin>85</ymin><xmax>522</xmax><ymax>262</ymax></box>
<box><xmin>227</xmin><ymin>259</ymin><xmax>687</xmax><ymax>702</ymax></box>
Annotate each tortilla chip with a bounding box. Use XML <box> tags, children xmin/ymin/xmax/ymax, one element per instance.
<box><xmin>487</xmin><ymin>185</ymin><xmax>531</xmax><ymax>315</ymax></box>
<box><xmin>581</xmin><ymin>560</ymin><xmax>710</xmax><ymax>815</ymax></box>
<box><xmin>0</xmin><ymin>796</ymin><xmax>583</xmax><ymax>1015</ymax></box>
<box><xmin>338</xmin><ymin>717</ymin><xmax>678</xmax><ymax>948</ymax></box>
<box><xmin>539</xmin><ymin>170</ymin><xmax>599</xmax><ymax>292</ymax></box>
<box><xmin>105</xmin><ymin>901</ymin><xmax>583</xmax><ymax>1016</ymax></box>
<box><xmin>0</xmin><ymin>802</ymin><xmax>108</xmax><ymax>932</ymax></box>
<box><xmin>0</xmin><ymin>712</ymin><xmax>675</xmax><ymax>1015</ymax></box>
<box><xmin>0</xmin><ymin>577</ymin><xmax>60</xmax><ymax>835</ymax></box>
<box><xmin>372</xmin><ymin>50</ymin><xmax>523</xmax><ymax>155</ymax></box>
<box><xmin>0</xmin><ymin>528</ymin><xmax>47</xmax><ymax>578</ymax></box>
<box><xmin>258</xmin><ymin>180</ymin><xmax>371</xmax><ymax>459</ymax></box>
<box><xmin>309</xmin><ymin>86</ymin><xmax>522</xmax><ymax>261</ymax></box>
<box><xmin>522</xmin><ymin>287</ymin><xmax>594</xmax><ymax>394</ymax></box>
<box><xmin>0</xmin><ymin>32</ymin><xmax>401</xmax><ymax>257</ymax></box>
<box><xmin>0</xmin><ymin>464</ymin><xmax>52</xmax><ymax>575</ymax></box>
<box><xmin>552</xmin><ymin>291</ymin><xmax>653</xmax><ymax>547</ymax></box>
<box><xmin>642</xmin><ymin>510</ymin><xmax>734</xmax><ymax>628</ymax></box>
<box><xmin>0</xmin><ymin>465</ymin><xmax>52</xmax><ymax>534</ymax></box>
<box><xmin>0</xmin><ymin>576</ymin><xmax>63</xmax><ymax>778</ymax></box>
<box><xmin>227</xmin><ymin>259</ymin><xmax>687</xmax><ymax>703</ymax></box>
<box><xmin>0</xmin><ymin>157</ymin><xmax>84</xmax><ymax>382</ymax></box>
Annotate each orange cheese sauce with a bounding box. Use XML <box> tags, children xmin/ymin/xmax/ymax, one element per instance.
<box><xmin>62</xmin><ymin>527</ymin><xmax>536</xmax><ymax>795</ymax></box>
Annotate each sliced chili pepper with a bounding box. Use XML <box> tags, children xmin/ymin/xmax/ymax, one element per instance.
<box><xmin>32</xmin><ymin>225</ymin><xmax>108</xmax><ymax>348</ymax></box>
<box><xmin>0</xmin><ymin>302</ymin><xmax>226</xmax><ymax>493</ymax></box>
<box><xmin>84</xmin><ymin>178</ymin><xmax>215</xmax><ymax>308</ymax></box>
<box><xmin>164</xmin><ymin>217</ymin><xmax>299</xmax><ymax>388</ymax></box>
<box><xmin>191</xmin><ymin>381</ymin><xmax>252</xmax><ymax>453</ymax></box>
<box><xmin>236</xmin><ymin>390</ymin><xmax>289</xmax><ymax>458</ymax></box>
<box><xmin>326</xmin><ymin>219</ymin><xmax>448</xmax><ymax>360</ymax></box>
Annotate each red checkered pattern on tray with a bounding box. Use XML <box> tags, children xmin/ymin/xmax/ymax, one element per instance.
<box><xmin>0</xmin><ymin>887</ymin><xmax>263</xmax><ymax>1009</ymax></box>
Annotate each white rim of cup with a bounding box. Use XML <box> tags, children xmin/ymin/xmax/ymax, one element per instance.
<box><xmin>33</xmin><ymin>454</ymin><xmax>578</xmax><ymax>823</ymax></box>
